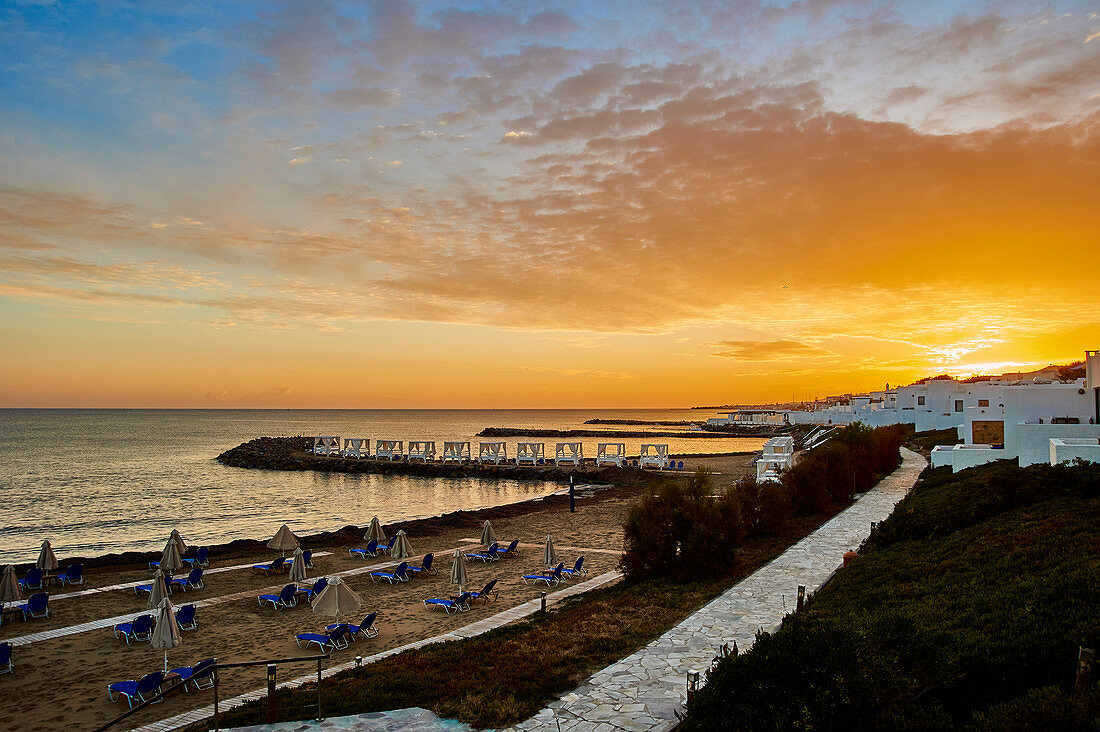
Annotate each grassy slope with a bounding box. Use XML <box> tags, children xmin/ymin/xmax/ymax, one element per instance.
<box><xmin>681</xmin><ymin>461</ymin><xmax>1100</xmax><ymax>731</ymax></box>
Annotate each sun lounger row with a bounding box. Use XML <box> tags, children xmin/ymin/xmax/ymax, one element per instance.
<box><xmin>107</xmin><ymin>658</ymin><xmax>216</xmax><ymax>709</ymax></box>
<box><xmin>522</xmin><ymin>557</ymin><xmax>587</xmax><ymax>586</ymax></box>
<box><xmin>17</xmin><ymin>564</ymin><xmax>84</xmax><ymax>591</ymax></box>
<box><xmin>150</xmin><ymin>546</ymin><xmax>210</xmax><ymax>572</ymax></box>
<box><xmin>424</xmin><ymin>578</ymin><xmax>500</xmax><ymax>614</ymax></box>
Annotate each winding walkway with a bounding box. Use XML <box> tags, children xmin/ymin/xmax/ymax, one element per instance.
<box><xmin>507</xmin><ymin>446</ymin><xmax>926</xmax><ymax>732</ymax></box>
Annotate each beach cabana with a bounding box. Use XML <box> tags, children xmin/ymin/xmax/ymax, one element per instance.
<box><xmin>639</xmin><ymin>443</ymin><xmax>670</xmax><ymax>469</ymax></box>
<box><xmin>516</xmin><ymin>442</ymin><xmax>545</xmax><ymax>465</ymax></box>
<box><xmin>313</xmin><ymin>436</ymin><xmax>340</xmax><ymax>456</ymax></box>
<box><xmin>555</xmin><ymin>442</ymin><xmax>583</xmax><ymax>466</ymax></box>
<box><xmin>375</xmin><ymin>440</ymin><xmax>404</xmax><ymax>461</ymax></box>
<box><xmin>407</xmin><ymin>441</ymin><xmax>436</xmax><ymax>462</ymax></box>
<box><xmin>342</xmin><ymin>438</ymin><xmax>369</xmax><ymax>458</ymax></box>
<box><xmin>478</xmin><ymin>442</ymin><xmax>507</xmax><ymax>464</ymax></box>
<box><xmin>442</xmin><ymin>441</ymin><xmax>471</xmax><ymax>463</ymax></box>
<box><xmin>595</xmin><ymin>443</ymin><xmax>627</xmax><ymax>467</ymax></box>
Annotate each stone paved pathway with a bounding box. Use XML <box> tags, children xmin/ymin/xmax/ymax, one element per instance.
<box><xmin>507</xmin><ymin>446</ymin><xmax>926</xmax><ymax>732</ymax></box>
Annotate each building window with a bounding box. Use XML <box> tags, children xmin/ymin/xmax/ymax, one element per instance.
<box><xmin>954</xmin><ymin>400</ymin><xmax>964</xmax><ymax>412</ymax></box>
<box><xmin>978</xmin><ymin>399</ymin><xmax>989</xmax><ymax>407</ymax></box>
<box><xmin>917</xmin><ymin>396</ymin><xmax>925</xmax><ymax>406</ymax></box>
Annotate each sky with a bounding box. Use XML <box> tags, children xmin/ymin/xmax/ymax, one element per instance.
<box><xmin>1</xmin><ymin>0</ymin><xmax>1098</xmax><ymax>408</ymax></box>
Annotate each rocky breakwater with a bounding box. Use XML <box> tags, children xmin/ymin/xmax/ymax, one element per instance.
<box><xmin>217</xmin><ymin>436</ymin><xmax>653</xmax><ymax>484</ymax></box>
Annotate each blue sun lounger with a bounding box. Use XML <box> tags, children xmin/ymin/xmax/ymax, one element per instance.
<box><xmin>468</xmin><ymin>579</ymin><xmax>499</xmax><ymax>604</ymax></box>
<box><xmin>465</xmin><ymin>542</ymin><xmax>500</xmax><ymax>562</ymax></box>
<box><xmin>258</xmin><ymin>584</ymin><xmax>299</xmax><ymax>609</ymax></box>
<box><xmin>349</xmin><ymin>539</ymin><xmax>381</xmax><ymax>559</ymax></box>
<box><xmin>17</xmin><ymin>592</ymin><xmax>50</xmax><ymax>620</ymax></box>
<box><xmin>182</xmin><ymin>547</ymin><xmax>210</xmax><ymax>568</ymax></box>
<box><xmin>522</xmin><ymin>563</ymin><xmax>564</xmax><ymax>586</ymax></box>
<box><xmin>18</xmin><ymin>569</ymin><xmax>44</xmax><ymax>591</ymax></box>
<box><xmin>406</xmin><ymin>553</ymin><xmax>434</xmax><ymax>576</ymax></box>
<box><xmin>328</xmin><ymin>612</ymin><xmax>378</xmax><ymax>641</ymax></box>
<box><xmin>560</xmin><ymin>556</ymin><xmax>587</xmax><ymax>579</ymax></box>
<box><xmin>424</xmin><ymin>592</ymin><xmax>472</xmax><ymax>614</ymax></box>
<box><xmin>295</xmin><ymin>624</ymin><xmax>351</xmax><ymax>651</ymax></box>
<box><xmin>296</xmin><ymin>577</ymin><xmax>328</xmax><ymax>601</ymax></box>
<box><xmin>58</xmin><ymin>563</ymin><xmax>84</xmax><ymax>586</ymax></box>
<box><xmin>252</xmin><ymin>557</ymin><xmax>287</xmax><ymax>574</ymax></box>
<box><xmin>108</xmin><ymin>671</ymin><xmax>164</xmax><ymax>709</ymax></box>
<box><xmin>370</xmin><ymin>561</ymin><xmax>409</xmax><ymax>583</ymax></box>
<box><xmin>114</xmin><ymin>613</ymin><xmax>154</xmax><ymax>644</ymax></box>
<box><xmin>168</xmin><ymin>658</ymin><xmax>217</xmax><ymax>691</ymax></box>
<box><xmin>169</xmin><ymin>567</ymin><xmax>205</xmax><ymax>591</ymax></box>
<box><xmin>496</xmin><ymin>539</ymin><xmax>520</xmax><ymax>558</ymax></box>
<box><xmin>175</xmin><ymin>604</ymin><xmax>198</xmax><ymax>630</ymax></box>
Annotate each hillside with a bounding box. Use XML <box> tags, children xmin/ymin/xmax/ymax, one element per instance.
<box><xmin>681</xmin><ymin>459</ymin><xmax>1100</xmax><ymax>730</ymax></box>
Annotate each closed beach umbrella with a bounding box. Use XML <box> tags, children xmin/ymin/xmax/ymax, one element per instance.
<box><xmin>480</xmin><ymin>520</ymin><xmax>497</xmax><ymax>547</ymax></box>
<box><xmin>267</xmin><ymin>524</ymin><xmax>300</xmax><ymax>556</ymax></box>
<box><xmin>36</xmin><ymin>540</ymin><xmax>59</xmax><ymax>573</ymax></box>
<box><xmin>288</xmin><ymin>547</ymin><xmax>308</xmax><ymax>583</ymax></box>
<box><xmin>158</xmin><ymin>538</ymin><xmax>184</xmax><ymax>575</ymax></box>
<box><xmin>449</xmin><ymin>548</ymin><xmax>468</xmax><ymax>593</ymax></box>
<box><xmin>365</xmin><ymin>516</ymin><xmax>386</xmax><ymax>544</ymax></box>
<box><xmin>310</xmin><ymin>576</ymin><xmax>363</xmax><ymax>619</ymax></box>
<box><xmin>148</xmin><ymin>569</ymin><xmax>170</xmax><ymax>609</ymax></box>
<box><xmin>391</xmin><ymin>530</ymin><xmax>412</xmax><ymax>560</ymax></box>
<box><xmin>544</xmin><ymin>534</ymin><xmax>557</xmax><ymax>568</ymax></box>
<box><xmin>150</xmin><ymin>597</ymin><xmax>181</xmax><ymax>673</ymax></box>
<box><xmin>170</xmin><ymin>529</ymin><xmax>187</xmax><ymax>556</ymax></box>
<box><xmin>1</xmin><ymin>565</ymin><xmax>21</xmax><ymax>607</ymax></box>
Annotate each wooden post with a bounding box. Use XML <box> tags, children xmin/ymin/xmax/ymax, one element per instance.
<box><xmin>540</xmin><ymin>592</ymin><xmax>546</xmax><ymax>615</ymax></box>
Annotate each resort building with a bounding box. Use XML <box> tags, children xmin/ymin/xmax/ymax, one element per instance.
<box><xmin>706</xmin><ymin>410</ymin><xmax>788</xmax><ymax>427</ymax></box>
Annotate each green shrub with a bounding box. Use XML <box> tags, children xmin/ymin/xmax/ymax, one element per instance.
<box><xmin>738</xmin><ymin>476</ymin><xmax>792</xmax><ymax>537</ymax></box>
<box><xmin>621</xmin><ymin>470</ymin><xmax>745</xmax><ymax>582</ymax></box>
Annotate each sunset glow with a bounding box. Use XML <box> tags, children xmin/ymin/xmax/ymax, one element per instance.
<box><xmin>1</xmin><ymin>1</ymin><xmax>1097</xmax><ymax>407</ymax></box>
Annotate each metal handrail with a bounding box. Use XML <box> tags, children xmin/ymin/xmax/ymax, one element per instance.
<box><xmin>94</xmin><ymin>654</ymin><xmax>329</xmax><ymax>732</ymax></box>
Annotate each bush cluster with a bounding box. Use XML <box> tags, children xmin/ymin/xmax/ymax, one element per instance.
<box><xmin>782</xmin><ymin>422</ymin><xmax>908</xmax><ymax>515</ymax></box>
<box><xmin>620</xmin><ymin>471</ymin><xmax>749</xmax><ymax>582</ymax></box>
<box><xmin>621</xmin><ymin>422</ymin><xmax>906</xmax><ymax>582</ymax></box>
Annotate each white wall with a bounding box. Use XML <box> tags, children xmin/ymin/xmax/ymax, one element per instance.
<box><xmin>1050</xmin><ymin>438</ymin><xmax>1100</xmax><ymax>465</ymax></box>
<box><xmin>1017</xmin><ymin>423</ymin><xmax>1100</xmax><ymax>467</ymax></box>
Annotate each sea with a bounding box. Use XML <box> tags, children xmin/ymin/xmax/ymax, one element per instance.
<box><xmin>0</xmin><ymin>408</ymin><xmax>763</xmax><ymax>564</ymax></box>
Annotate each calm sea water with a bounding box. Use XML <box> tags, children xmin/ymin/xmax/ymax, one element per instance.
<box><xmin>0</xmin><ymin>409</ymin><xmax>760</xmax><ymax>564</ymax></box>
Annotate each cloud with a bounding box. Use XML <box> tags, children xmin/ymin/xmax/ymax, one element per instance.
<box><xmin>709</xmin><ymin>340</ymin><xmax>830</xmax><ymax>361</ymax></box>
<box><xmin>322</xmin><ymin>87</ymin><xmax>402</xmax><ymax>110</ymax></box>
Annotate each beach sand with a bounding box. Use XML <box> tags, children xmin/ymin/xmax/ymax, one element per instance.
<box><xmin>0</xmin><ymin>453</ymin><xmax>755</xmax><ymax>731</ymax></box>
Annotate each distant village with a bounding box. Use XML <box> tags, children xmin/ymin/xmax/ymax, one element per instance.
<box><xmin>709</xmin><ymin>349</ymin><xmax>1100</xmax><ymax>473</ymax></box>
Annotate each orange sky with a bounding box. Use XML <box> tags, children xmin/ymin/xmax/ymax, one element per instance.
<box><xmin>1</xmin><ymin>1</ymin><xmax>1098</xmax><ymax>408</ymax></box>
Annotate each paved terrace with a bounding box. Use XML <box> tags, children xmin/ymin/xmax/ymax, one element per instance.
<box><xmin>508</xmin><ymin>446</ymin><xmax>926</xmax><ymax>732</ymax></box>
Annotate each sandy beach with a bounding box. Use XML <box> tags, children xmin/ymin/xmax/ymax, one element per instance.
<box><xmin>0</xmin><ymin>453</ymin><xmax>756</xmax><ymax>731</ymax></box>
